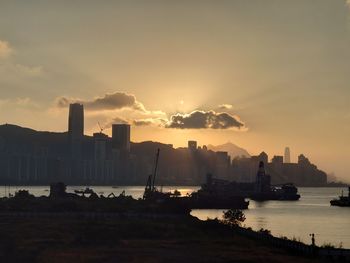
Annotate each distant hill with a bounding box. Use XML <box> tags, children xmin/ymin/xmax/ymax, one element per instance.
<box><xmin>207</xmin><ymin>142</ymin><xmax>250</xmax><ymax>159</ymax></box>
<box><xmin>0</xmin><ymin>124</ymin><xmax>67</xmax><ymax>143</ymax></box>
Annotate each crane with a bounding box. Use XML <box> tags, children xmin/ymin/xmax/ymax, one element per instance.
<box><xmin>98</xmin><ymin>122</ymin><xmax>104</xmax><ymax>133</ymax></box>
<box><xmin>143</xmin><ymin>148</ymin><xmax>160</xmax><ymax>199</ymax></box>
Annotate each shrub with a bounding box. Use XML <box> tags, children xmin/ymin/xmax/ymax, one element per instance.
<box><xmin>222</xmin><ymin>209</ymin><xmax>246</xmax><ymax>227</ymax></box>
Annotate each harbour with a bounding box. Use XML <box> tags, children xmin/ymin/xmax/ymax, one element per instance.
<box><xmin>1</xmin><ymin>185</ymin><xmax>349</xmax><ymax>249</ymax></box>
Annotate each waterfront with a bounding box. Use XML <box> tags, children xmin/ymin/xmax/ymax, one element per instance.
<box><xmin>1</xmin><ymin>186</ymin><xmax>349</xmax><ymax>248</ymax></box>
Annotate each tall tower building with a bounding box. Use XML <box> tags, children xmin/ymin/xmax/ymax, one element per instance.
<box><xmin>68</xmin><ymin>103</ymin><xmax>84</xmax><ymax>140</ymax></box>
<box><xmin>284</xmin><ymin>147</ymin><xmax>291</xmax><ymax>163</ymax></box>
<box><xmin>188</xmin><ymin>140</ymin><xmax>197</xmax><ymax>151</ymax></box>
<box><xmin>255</xmin><ymin>161</ymin><xmax>271</xmax><ymax>193</ymax></box>
<box><xmin>68</xmin><ymin>103</ymin><xmax>84</xmax><ymax>159</ymax></box>
<box><xmin>112</xmin><ymin>124</ymin><xmax>130</xmax><ymax>152</ymax></box>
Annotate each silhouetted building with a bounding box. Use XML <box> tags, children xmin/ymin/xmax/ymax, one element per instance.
<box><xmin>284</xmin><ymin>147</ymin><xmax>291</xmax><ymax>163</ymax></box>
<box><xmin>188</xmin><ymin>140</ymin><xmax>197</xmax><ymax>151</ymax></box>
<box><xmin>255</xmin><ymin>161</ymin><xmax>271</xmax><ymax>193</ymax></box>
<box><xmin>112</xmin><ymin>124</ymin><xmax>130</xmax><ymax>152</ymax></box>
<box><xmin>232</xmin><ymin>151</ymin><xmax>327</xmax><ymax>186</ymax></box>
<box><xmin>298</xmin><ymin>154</ymin><xmax>310</xmax><ymax>165</ymax></box>
<box><xmin>93</xmin><ymin>132</ymin><xmax>108</xmax><ymax>161</ymax></box>
<box><xmin>272</xmin><ymin>155</ymin><xmax>283</xmax><ymax>165</ymax></box>
<box><xmin>68</xmin><ymin>103</ymin><xmax>84</xmax><ymax>159</ymax></box>
<box><xmin>0</xmin><ymin>121</ymin><xmax>328</xmax><ymax>186</ymax></box>
<box><xmin>215</xmin><ymin>151</ymin><xmax>231</xmax><ymax>180</ymax></box>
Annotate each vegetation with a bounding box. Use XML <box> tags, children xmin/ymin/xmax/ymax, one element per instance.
<box><xmin>222</xmin><ymin>209</ymin><xmax>246</xmax><ymax>227</ymax></box>
<box><xmin>258</xmin><ymin>228</ymin><xmax>272</xmax><ymax>235</ymax></box>
<box><xmin>0</xmin><ymin>216</ymin><xmax>322</xmax><ymax>263</ymax></box>
<box><xmin>321</xmin><ymin>242</ymin><xmax>343</xmax><ymax>249</ymax></box>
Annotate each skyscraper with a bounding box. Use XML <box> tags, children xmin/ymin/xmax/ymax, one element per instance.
<box><xmin>284</xmin><ymin>147</ymin><xmax>291</xmax><ymax>163</ymax></box>
<box><xmin>68</xmin><ymin>103</ymin><xmax>84</xmax><ymax>140</ymax></box>
<box><xmin>188</xmin><ymin>140</ymin><xmax>197</xmax><ymax>151</ymax></box>
<box><xmin>112</xmin><ymin>124</ymin><xmax>130</xmax><ymax>152</ymax></box>
<box><xmin>68</xmin><ymin>103</ymin><xmax>84</xmax><ymax>159</ymax></box>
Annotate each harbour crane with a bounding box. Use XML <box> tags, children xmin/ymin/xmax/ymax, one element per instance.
<box><xmin>143</xmin><ymin>148</ymin><xmax>160</xmax><ymax>199</ymax></box>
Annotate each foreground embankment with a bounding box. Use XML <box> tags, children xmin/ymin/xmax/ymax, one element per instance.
<box><xmin>0</xmin><ymin>213</ymin><xmax>335</xmax><ymax>263</ymax></box>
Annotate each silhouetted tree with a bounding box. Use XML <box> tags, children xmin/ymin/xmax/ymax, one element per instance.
<box><xmin>222</xmin><ymin>209</ymin><xmax>246</xmax><ymax>227</ymax></box>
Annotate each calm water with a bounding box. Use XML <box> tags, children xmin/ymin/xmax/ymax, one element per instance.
<box><xmin>1</xmin><ymin>186</ymin><xmax>349</xmax><ymax>248</ymax></box>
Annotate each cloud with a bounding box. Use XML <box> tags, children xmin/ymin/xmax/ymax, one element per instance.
<box><xmin>0</xmin><ymin>40</ymin><xmax>13</xmax><ymax>58</ymax></box>
<box><xmin>0</xmin><ymin>97</ymin><xmax>40</xmax><ymax>110</ymax></box>
<box><xmin>166</xmin><ymin>110</ymin><xmax>245</xmax><ymax>129</ymax></box>
<box><xmin>218</xmin><ymin>104</ymin><xmax>233</xmax><ymax>110</ymax></box>
<box><xmin>55</xmin><ymin>92</ymin><xmax>167</xmax><ymax>123</ymax></box>
<box><xmin>55</xmin><ymin>92</ymin><xmax>245</xmax><ymax>131</ymax></box>
<box><xmin>56</xmin><ymin>92</ymin><xmax>146</xmax><ymax>111</ymax></box>
<box><xmin>112</xmin><ymin>116</ymin><xmax>129</xmax><ymax>125</ymax></box>
<box><xmin>0</xmin><ymin>40</ymin><xmax>43</xmax><ymax>78</ymax></box>
<box><xmin>133</xmin><ymin>118</ymin><xmax>167</xmax><ymax>127</ymax></box>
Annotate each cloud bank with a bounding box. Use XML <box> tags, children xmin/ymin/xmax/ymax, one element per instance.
<box><xmin>133</xmin><ymin>118</ymin><xmax>167</xmax><ymax>127</ymax></box>
<box><xmin>56</xmin><ymin>92</ymin><xmax>146</xmax><ymax>112</ymax></box>
<box><xmin>55</xmin><ymin>91</ymin><xmax>245</xmax><ymax>130</ymax></box>
<box><xmin>166</xmin><ymin>110</ymin><xmax>244</xmax><ymax>129</ymax></box>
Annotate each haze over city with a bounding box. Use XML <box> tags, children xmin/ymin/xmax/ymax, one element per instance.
<box><xmin>1</xmin><ymin>0</ymin><xmax>350</xmax><ymax>182</ymax></box>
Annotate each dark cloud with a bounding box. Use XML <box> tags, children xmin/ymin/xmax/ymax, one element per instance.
<box><xmin>166</xmin><ymin>110</ymin><xmax>244</xmax><ymax>129</ymax></box>
<box><xmin>56</xmin><ymin>92</ymin><xmax>145</xmax><ymax>111</ymax></box>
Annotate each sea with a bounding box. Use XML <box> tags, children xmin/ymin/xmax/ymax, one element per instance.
<box><xmin>1</xmin><ymin>186</ymin><xmax>349</xmax><ymax>248</ymax></box>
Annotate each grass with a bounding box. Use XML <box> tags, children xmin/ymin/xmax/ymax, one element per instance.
<box><xmin>0</xmin><ymin>215</ymin><xmax>325</xmax><ymax>263</ymax></box>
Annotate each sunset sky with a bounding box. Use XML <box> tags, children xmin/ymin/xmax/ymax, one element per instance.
<box><xmin>0</xmin><ymin>0</ymin><xmax>350</xmax><ymax>181</ymax></box>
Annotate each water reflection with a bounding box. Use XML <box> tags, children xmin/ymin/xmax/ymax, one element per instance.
<box><xmin>255</xmin><ymin>216</ymin><xmax>268</xmax><ymax>230</ymax></box>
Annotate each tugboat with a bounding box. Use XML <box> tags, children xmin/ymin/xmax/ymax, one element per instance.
<box><xmin>330</xmin><ymin>187</ymin><xmax>350</xmax><ymax>207</ymax></box>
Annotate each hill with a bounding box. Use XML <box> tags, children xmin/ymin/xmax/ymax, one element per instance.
<box><xmin>207</xmin><ymin>142</ymin><xmax>250</xmax><ymax>159</ymax></box>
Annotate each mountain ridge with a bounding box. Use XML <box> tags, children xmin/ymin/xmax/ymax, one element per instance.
<box><xmin>207</xmin><ymin>142</ymin><xmax>250</xmax><ymax>159</ymax></box>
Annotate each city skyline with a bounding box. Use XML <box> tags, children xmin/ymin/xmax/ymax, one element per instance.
<box><xmin>0</xmin><ymin>111</ymin><xmax>328</xmax><ymax>187</ymax></box>
<box><xmin>1</xmin><ymin>0</ymin><xmax>350</xmax><ymax>181</ymax></box>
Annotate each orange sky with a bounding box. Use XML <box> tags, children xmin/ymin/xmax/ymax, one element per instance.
<box><xmin>0</xmin><ymin>1</ymin><xmax>350</xmax><ymax>181</ymax></box>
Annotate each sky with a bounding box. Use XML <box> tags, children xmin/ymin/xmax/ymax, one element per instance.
<box><xmin>0</xmin><ymin>0</ymin><xmax>350</xmax><ymax>181</ymax></box>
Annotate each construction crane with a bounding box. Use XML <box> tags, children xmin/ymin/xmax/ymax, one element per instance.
<box><xmin>98</xmin><ymin>122</ymin><xmax>104</xmax><ymax>133</ymax></box>
<box><xmin>143</xmin><ymin>148</ymin><xmax>160</xmax><ymax>199</ymax></box>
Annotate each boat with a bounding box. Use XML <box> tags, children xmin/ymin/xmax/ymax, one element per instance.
<box><xmin>188</xmin><ymin>174</ymin><xmax>249</xmax><ymax>209</ymax></box>
<box><xmin>251</xmin><ymin>183</ymin><xmax>300</xmax><ymax>201</ymax></box>
<box><xmin>275</xmin><ymin>184</ymin><xmax>301</xmax><ymax>200</ymax></box>
<box><xmin>142</xmin><ymin>149</ymin><xmax>249</xmax><ymax>210</ymax></box>
<box><xmin>250</xmin><ymin>162</ymin><xmax>300</xmax><ymax>201</ymax></box>
<box><xmin>330</xmin><ymin>187</ymin><xmax>350</xmax><ymax>207</ymax></box>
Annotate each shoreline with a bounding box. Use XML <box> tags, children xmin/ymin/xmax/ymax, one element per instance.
<box><xmin>0</xmin><ymin>184</ymin><xmax>348</xmax><ymax>188</ymax></box>
<box><xmin>1</xmin><ymin>212</ymin><xmax>348</xmax><ymax>262</ymax></box>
